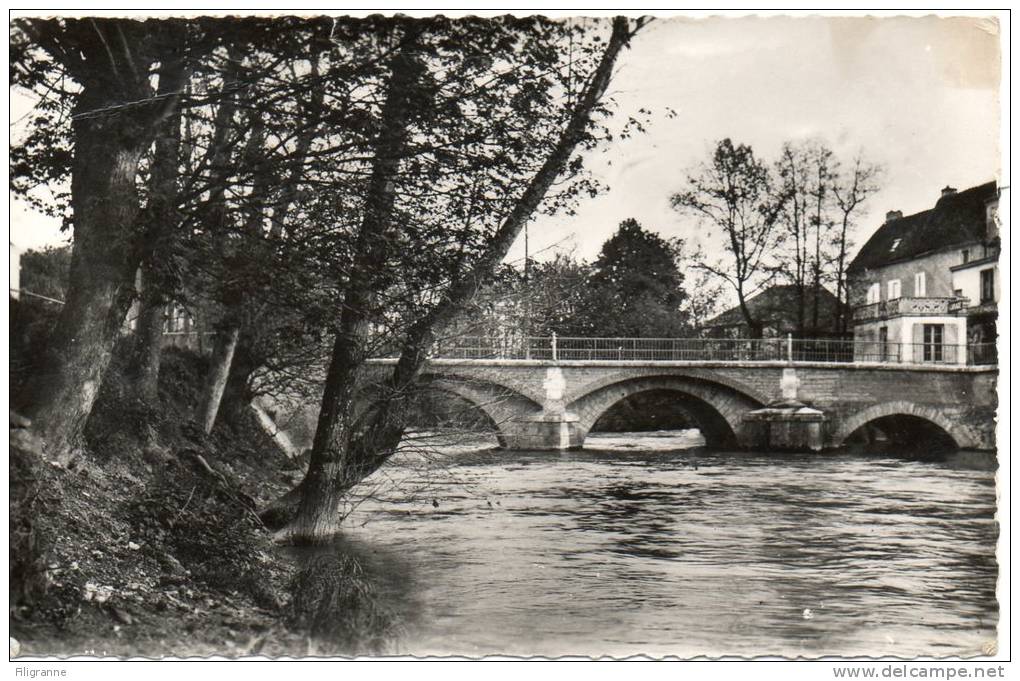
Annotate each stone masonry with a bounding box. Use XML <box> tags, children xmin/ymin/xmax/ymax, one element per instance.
<box><xmin>361</xmin><ymin>359</ymin><xmax>998</xmax><ymax>451</ymax></box>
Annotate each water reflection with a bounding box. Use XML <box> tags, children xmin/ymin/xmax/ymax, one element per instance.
<box><xmin>290</xmin><ymin>431</ymin><xmax>998</xmax><ymax>658</ymax></box>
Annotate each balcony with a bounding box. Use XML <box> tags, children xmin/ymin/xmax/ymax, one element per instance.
<box><xmin>853</xmin><ymin>297</ymin><xmax>967</xmax><ymax>322</ymax></box>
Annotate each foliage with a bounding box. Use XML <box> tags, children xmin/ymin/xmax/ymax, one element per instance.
<box><xmin>582</xmin><ymin>219</ymin><xmax>688</xmax><ymax>337</ymax></box>
<box><xmin>448</xmin><ymin>220</ymin><xmax>709</xmax><ymax>341</ymax></box>
<box><xmin>18</xmin><ymin>245</ymin><xmax>71</xmax><ymax>302</ymax></box>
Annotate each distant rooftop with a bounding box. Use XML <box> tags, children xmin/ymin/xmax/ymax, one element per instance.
<box><xmin>704</xmin><ymin>284</ymin><xmax>840</xmax><ymax>332</ymax></box>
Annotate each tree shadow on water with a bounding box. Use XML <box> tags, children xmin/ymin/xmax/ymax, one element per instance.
<box><xmin>286</xmin><ymin>548</ymin><xmax>406</xmax><ymax>656</ymax></box>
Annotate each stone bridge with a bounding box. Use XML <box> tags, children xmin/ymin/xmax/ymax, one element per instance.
<box><xmin>361</xmin><ymin>359</ymin><xmax>998</xmax><ymax>452</ymax></box>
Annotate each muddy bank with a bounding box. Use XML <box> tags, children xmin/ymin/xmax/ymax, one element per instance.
<box><xmin>10</xmin><ymin>349</ymin><xmax>396</xmax><ymax>658</ymax></box>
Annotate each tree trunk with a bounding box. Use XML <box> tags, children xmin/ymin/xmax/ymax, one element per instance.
<box><xmin>218</xmin><ymin>337</ymin><xmax>259</xmax><ymax>427</ymax></box>
<box><xmin>193</xmin><ymin>98</ymin><xmax>266</xmax><ymax>434</ymax></box>
<box><xmin>277</xmin><ymin>38</ymin><xmax>423</xmax><ymax>542</ymax></box>
<box><xmin>20</xmin><ymin>101</ymin><xmax>158</xmax><ymax>462</ymax></box>
<box><xmin>198</xmin><ymin>324</ymin><xmax>241</xmax><ymax>434</ymax></box>
<box><xmin>130</xmin><ymin>268</ymin><xmax>168</xmax><ymax>402</ymax></box>
<box><xmin>270</xmin><ymin>17</ymin><xmax>636</xmax><ymax>542</ymax></box>
<box><xmin>127</xmin><ymin>47</ymin><xmax>187</xmax><ymax>401</ymax></box>
<box><xmin>17</xmin><ymin>19</ymin><xmax>191</xmax><ymax>462</ymax></box>
<box><xmin>198</xmin><ymin>60</ymin><xmax>326</xmax><ymax>430</ymax></box>
<box><xmin>736</xmin><ymin>284</ymin><xmax>763</xmax><ymax>340</ymax></box>
<box><xmin>835</xmin><ymin>216</ymin><xmax>851</xmax><ymax>334</ymax></box>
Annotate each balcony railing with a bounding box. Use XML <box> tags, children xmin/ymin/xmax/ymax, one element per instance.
<box><xmin>968</xmin><ymin>343</ymin><xmax>998</xmax><ymax>366</ymax></box>
<box><xmin>853</xmin><ymin>297</ymin><xmax>967</xmax><ymax>322</ymax></box>
<box><xmin>424</xmin><ymin>335</ymin><xmax>996</xmax><ymax>366</ymax></box>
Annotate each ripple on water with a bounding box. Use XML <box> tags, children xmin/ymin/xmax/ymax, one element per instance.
<box><xmin>292</xmin><ymin>432</ymin><xmax>998</xmax><ymax>658</ymax></box>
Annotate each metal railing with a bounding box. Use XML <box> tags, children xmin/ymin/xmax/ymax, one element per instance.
<box><xmin>853</xmin><ymin>296</ymin><xmax>967</xmax><ymax>322</ymax></box>
<box><xmin>427</xmin><ymin>335</ymin><xmax>997</xmax><ymax>366</ymax></box>
<box><xmin>968</xmin><ymin>343</ymin><xmax>998</xmax><ymax>366</ymax></box>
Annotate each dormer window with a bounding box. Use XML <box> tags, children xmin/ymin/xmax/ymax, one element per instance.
<box><xmin>889</xmin><ymin>238</ymin><xmax>902</xmax><ymax>252</ymax></box>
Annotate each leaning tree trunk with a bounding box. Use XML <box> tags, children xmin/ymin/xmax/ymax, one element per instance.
<box><xmin>277</xmin><ymin>40</ymin><xmax>423</xmax><ymax>541</ymax></box>
<box><xmin>270</xmin><ymin>17</ymin><xmax>636</xmax><ymax>542</ymax></box>
<box><xmin>197</xmin><ymin>321</ymin><xmax>242</xmax><ymax>434</ymax></box>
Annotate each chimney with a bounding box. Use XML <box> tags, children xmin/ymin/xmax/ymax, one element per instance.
<box><xmin>941</xmin><ymin>186</ymin><xmax>957</xmax><ymax>198</ymax></box>
<box><xmin>885</xmin><ymin>210</ymin><xmax>903</xmax><ymax>222</ymax></box>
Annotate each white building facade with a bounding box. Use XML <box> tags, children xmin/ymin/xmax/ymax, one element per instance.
<box><xmin>848</xmin><ymin>182</ymin><xmax>999</xmax><ymax>365</ymax></box>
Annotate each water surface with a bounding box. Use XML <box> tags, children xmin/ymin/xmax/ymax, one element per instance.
<box><xmin>297</xmin><ymin>431</ymin><xmax>999</xmax><ymax>658</ymax></box>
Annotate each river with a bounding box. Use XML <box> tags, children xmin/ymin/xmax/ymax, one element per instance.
<box><xmin>290</xmin><ymin>430</ymin><xmax>999</xmax><ymax>658</ymax></box>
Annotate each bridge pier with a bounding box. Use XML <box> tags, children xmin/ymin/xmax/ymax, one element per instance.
<box><xmin>743</xmin><ymin>368</ymin><xmax>827</xmax><ymax>452</ymax></box>
<box><xmin>498</xmin><ymin>366</ymin><xmax>585</xmax><ymax>450</ymax></box>
<box><xmin>503</xmin><ymin>413</ymin><xmax>584</xmax><ymax>450</ymax></box>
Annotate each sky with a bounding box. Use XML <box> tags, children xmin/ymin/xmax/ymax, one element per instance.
<box><xmin>10</xmin><ymin>12</ymin><xmax>1005</xmax><ymax>302</ymax></box>
<box><xmin>504</xmin><ymin>14</ymin><xmax>1003</xmax><ymax>271</ymax></box>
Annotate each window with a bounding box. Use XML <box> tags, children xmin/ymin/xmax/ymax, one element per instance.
<box><xmin>914</xmin><ymin>271</ymin><xmax>926</xmax><ymax>297</ymax></box>
<box><xmin>962</xmin><ymin>249</ymin><xmax>970</xmax><ymax>264</ymax></box>
<box><xmin>887</xmin><ymin>279</ymin><xmax>901</xmax><ymax>300</ymax></box>
<box><xmin>923</xmin><ymin>324</ymin><xmax>944</xmax><ymax>362</ymax></box>
<box><xmin>866</xmin><ymin>282</ymin><xmax>881</xmax><ymax>304</ymax></box>
<box><xmin>890</xmin><ymin>238</ymin><xmax>902</xmax><ymax>252</ymax></box>
<box><xmin>879</xmin><ymin>326</ymin><xmax>888</xmax><ymax>361</ymax></box>
<box><xmin>980</xmin><ymin>269</ymin><xmax>995</xmax><ymax>303</ymax></box>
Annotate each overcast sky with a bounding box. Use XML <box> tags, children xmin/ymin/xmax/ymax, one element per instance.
<box><xmin>505</xmin><ymin>14</ymin><xmax>1002</xmax><ymax>271</ymax></box>
<box><xmin>11</xmin><ymin>13</ymin><xmax>1004</xmax><ymax>297</ymax></box>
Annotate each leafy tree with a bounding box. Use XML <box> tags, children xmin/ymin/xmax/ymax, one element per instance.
<box><xmin>11</xmin><ymin>18</ymin><xmax>197</xmax><ymax>461</ymax></box>
<box><xmin>774</xmin><ymin>140</ymin><xmax>835</xmax><ymax>335</ymax></box>
<box><xmin>446</xmin><ymin>254</ymin><xmax>594</xmax><ymax>344</ymax></box>
<box><xmin>526</xmin><ymin>255</ymin><xmax>595</xmax><ymax>337</ymax></box>
<box><xmin>272</xmin><ymin>16</ymin><xmax>643</xmax><ymax>542</ymax></box>
<box><xmin>581</xmin><ymin>219</ymin><xmax>688</xmax><ymax>337</ymax></box>
<box><xmin>17</xmin><ymin>245</ymin><xmax>72</xmax><ymax>302</ymax></box>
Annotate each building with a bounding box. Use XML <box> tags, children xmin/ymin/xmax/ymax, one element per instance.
<box><xmin>848</xmin><ymin>181</ymin><xmax>999</xmax><ymax>364</ymax></box>
<box><xmin>702</xmin><ymin>284</ymin><xmax>842</xmax><ymax>339</ymax></box>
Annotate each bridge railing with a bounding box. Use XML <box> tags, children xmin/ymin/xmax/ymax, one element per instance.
<box><xmin>427</xmin><ymin>336</ymin><xmax>996</xmax><ymax>366</ymax></box>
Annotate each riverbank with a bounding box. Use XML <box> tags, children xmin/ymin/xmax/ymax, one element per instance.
<box><xmin>9</xmin><ymin>348</ymin><xmax>375</xmax><ymax>658</ymax></box>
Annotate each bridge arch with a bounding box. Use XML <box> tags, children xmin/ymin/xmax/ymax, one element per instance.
<box><xmin>834</xmin><ymin>401</ymin><xmax>971</xmax><ymax>451</ymax></box>
<box><xmin>355</xmin><ymin>372</ymin><xmax>545</xmax><ymax>448</ymax></box>
<box><xmin>568</xmin><ymin>374</ymin><xmax>765</xmax><ymax>448</ymax></box>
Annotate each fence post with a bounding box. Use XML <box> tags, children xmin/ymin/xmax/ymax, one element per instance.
<box><xmin>787</xmin><ymin>333</ymin><xmax>793</xmax><ymax>363</ymax></box>
<box><xmin>551</xmin><ymin>332</ymin><xmax>558</xmax><ymax>362</ymax></box>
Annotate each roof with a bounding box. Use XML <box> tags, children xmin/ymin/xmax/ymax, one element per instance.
<box><xmin>704</xmin><ymin>284</ymin><xmax>841</xmax><ymax>331</ymax></box>
<box><xmin>848</xmin><ymin>181</ymin><xmax>997</xmax><ymax>273</ymax></box>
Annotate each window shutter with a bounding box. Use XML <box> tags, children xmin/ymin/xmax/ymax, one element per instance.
<box><xmin>888</xmin><ymin>279</ymin><xmax>901</xmax><ymax>299</ymax></box>
<box><xmin>912</xmin><ymin>324</ymin><xmax>924</xmax><ymax>362</ymax></box>
<box><xmin>944</xmin><ymin>324</ymin><xmax>958</xmax><ymax>363</ymax></box>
